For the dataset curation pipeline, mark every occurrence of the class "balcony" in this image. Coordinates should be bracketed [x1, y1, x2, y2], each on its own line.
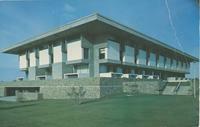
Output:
[122, 74, 137, 79]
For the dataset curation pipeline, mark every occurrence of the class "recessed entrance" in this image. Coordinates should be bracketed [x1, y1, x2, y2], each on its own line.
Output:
[4, 87, 40, 96]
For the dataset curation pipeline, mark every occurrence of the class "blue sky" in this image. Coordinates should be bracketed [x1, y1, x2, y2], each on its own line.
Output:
[0, 0, 199, 81]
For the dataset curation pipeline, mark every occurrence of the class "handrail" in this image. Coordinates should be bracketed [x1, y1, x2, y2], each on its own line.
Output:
[174, 82, 181, 92]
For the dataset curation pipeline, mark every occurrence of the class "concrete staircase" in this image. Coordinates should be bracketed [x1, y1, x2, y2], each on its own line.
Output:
[162, 81, 192, 95]
[176, 85, 192, 95]
[162, 85, 176, 95]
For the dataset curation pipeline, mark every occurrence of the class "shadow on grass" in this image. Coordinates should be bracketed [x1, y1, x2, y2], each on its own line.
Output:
[0, 102, 38, 110]
[79, 93, 127, 105]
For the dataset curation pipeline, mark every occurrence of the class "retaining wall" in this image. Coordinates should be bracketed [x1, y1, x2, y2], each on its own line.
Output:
[123, 80, 161, 95]
[16, 91, 43, 101]
[0, 87, 4, 96]
[0, 78, 161, 99]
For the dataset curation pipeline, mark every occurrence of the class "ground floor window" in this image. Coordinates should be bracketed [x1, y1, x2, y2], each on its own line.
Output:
[75, 64, 89, 74]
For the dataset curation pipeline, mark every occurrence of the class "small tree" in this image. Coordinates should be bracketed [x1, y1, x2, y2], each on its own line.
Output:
[67, 85, 86, 104]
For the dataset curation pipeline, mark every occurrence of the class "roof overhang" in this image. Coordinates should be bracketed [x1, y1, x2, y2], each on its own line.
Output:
[1, 13, 199, 62]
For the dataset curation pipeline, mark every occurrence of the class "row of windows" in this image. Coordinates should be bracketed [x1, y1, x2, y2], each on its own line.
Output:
[98, 47, 189, 68]
[19, 47, 89, 68]
[19, 40, 190, 72]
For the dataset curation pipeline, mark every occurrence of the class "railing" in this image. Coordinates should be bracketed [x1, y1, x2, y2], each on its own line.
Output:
[167, 77, 190, 82]
[99, 72, 123, 78]
[122, 74, 137, 79]
[174, 82, 181, 93]
[116, 73, 160, 80]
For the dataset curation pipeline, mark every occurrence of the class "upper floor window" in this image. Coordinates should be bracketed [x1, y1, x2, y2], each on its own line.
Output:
[83, 48, 89, 59]
[99, 48, 106, 59]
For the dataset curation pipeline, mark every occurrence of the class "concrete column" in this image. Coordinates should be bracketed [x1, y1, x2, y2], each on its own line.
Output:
[135, 46, 138, 64]
[93, 43, 107, 77]
[93, 45, 100, 77]
[28, 67, 37, 80]
[164, 56, 166, 68]
[52, 62, 64, 79]
[25, 71, 28, 79]
[27, 48, 39, 80]
[52, 41, 73, 79]
[146, 48, 150, 65]
[170, 58, 172, 68]
[156, 51, 159, 67]
[89, 45, 94, 77]
[82, 36, 94, 77]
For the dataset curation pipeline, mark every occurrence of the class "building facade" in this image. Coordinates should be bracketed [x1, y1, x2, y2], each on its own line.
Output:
[2, 13, 198, 80]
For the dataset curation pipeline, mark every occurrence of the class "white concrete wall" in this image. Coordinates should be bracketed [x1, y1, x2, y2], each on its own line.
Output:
[19, 54, 28, 69]
[149, 52, 156, 66]
[165, 57, 171, 69]
[30, 52, 36, 67]
[107, 40, 120, 61]
[53, 45, 62, 63]
[123, 45, 134, 63]
[137, 49, 146, 65]
[39, 49, 50, 65]
[157, 55, 164, 68]
[67, 40, 82, 61]
[53, 44, 66, 63]
[104, 48, 108, 59]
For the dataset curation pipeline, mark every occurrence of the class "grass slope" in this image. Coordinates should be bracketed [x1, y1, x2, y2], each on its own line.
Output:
[0, 95, 198, 127]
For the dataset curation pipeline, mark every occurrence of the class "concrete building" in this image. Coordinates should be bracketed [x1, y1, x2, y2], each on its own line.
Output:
[1, 13, 198, 80]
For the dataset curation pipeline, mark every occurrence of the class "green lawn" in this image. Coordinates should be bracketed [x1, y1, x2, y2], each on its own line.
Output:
[0, 95, 198, 127]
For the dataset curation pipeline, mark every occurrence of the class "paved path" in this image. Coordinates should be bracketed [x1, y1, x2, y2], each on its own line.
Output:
[0, 96, 17, 102]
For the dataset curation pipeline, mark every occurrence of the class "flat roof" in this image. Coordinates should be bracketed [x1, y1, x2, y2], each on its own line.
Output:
[1, 13, 198, 62]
